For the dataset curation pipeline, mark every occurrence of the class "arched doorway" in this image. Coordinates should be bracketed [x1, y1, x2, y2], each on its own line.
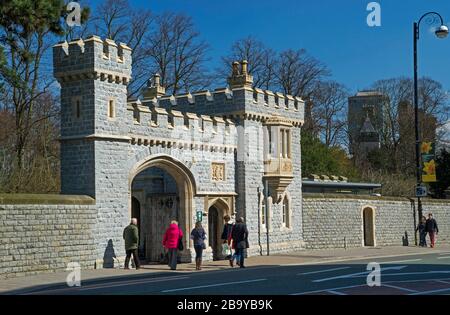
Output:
[131, 197, 143, 258]
[363, 207, 375, 247]
[208, 206, 220, 260]
[207, 198, 231, 260]
[129, 155, 196, 264]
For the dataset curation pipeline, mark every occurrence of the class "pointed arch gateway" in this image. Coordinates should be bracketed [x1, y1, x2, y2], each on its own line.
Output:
[129, 155, 197, 263]
[206, 197, 233, 260]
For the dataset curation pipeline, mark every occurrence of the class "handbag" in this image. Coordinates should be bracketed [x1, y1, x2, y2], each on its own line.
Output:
[222, 243, 231, 256]
[178, 237, 184, 251]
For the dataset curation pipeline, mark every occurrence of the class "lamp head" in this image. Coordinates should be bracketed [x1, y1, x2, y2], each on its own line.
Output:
[435, 24, 449, 39]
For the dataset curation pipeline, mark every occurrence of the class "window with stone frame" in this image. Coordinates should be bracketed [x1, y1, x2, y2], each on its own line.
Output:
[108, 99, 116, 119]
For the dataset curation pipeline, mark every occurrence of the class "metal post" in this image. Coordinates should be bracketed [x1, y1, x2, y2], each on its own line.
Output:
[413, 22, 423, 222]
[264, 178, 270, 256]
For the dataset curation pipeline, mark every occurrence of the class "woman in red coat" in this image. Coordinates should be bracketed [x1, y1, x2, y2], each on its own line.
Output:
[163, 220, 183, 270]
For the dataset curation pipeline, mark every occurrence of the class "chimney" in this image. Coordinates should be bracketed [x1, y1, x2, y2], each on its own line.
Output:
[143, 73, 166, 99]
[227, 60, 253, 89]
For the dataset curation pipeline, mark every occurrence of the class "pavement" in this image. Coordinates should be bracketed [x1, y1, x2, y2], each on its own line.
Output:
[1, 245, 450, 295]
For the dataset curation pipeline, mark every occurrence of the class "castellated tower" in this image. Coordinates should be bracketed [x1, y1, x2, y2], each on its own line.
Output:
[53, 36, 132, 197]
[54, 36, 133, 264]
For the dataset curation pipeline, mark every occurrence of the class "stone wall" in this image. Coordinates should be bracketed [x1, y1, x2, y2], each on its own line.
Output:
[0, 195, 96, 279]
[303, 194, 450, 249]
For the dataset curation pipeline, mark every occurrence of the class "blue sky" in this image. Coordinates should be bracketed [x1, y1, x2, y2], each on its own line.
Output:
[87, 0, 450, 94]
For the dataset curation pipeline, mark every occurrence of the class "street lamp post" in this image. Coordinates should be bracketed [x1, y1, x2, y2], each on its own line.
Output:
[413, 12, 448, 225]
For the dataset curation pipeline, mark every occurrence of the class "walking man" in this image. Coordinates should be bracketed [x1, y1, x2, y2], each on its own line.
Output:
[123, 218, 141, 270]
[231, 217, 249, 268]
[426, 213, 439, 248]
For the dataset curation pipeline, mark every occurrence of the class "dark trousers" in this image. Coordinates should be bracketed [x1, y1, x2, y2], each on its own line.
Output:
[235, 248, 245, 267]
[419, 231, 427, 247]
[194, 245, 204, 260]
[125, 249, 140, 269]
[168, 248, 178, 270]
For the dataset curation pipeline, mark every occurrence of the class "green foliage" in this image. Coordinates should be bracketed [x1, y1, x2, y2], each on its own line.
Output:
[429, 148, 450, 198]
[301, 130, 359, 180]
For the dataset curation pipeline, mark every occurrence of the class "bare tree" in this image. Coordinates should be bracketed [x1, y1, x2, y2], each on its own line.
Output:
[276, 49, 330, 99]
[146, 13, 210, 95]
[371, 77, 449, 174]
[310, 81, 349, 147]
[89, 0, 154, 97]
[220, 36, 277, 89]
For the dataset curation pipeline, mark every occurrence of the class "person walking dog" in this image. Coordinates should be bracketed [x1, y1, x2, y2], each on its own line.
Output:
[163, 220, 183, 270]
[123, 218, 141, 270]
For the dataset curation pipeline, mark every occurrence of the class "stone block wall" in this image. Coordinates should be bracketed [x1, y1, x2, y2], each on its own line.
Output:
[0, 195, 96, 279]
[303, 194, 450, 249]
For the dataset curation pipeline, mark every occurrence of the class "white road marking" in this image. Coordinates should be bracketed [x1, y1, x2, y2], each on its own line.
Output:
[281, 250, 449, 267]
[291, 277, 450, 295]
[382, 284, 418, 293]
[410, 287, 450, 295]
[161, 278, 267, 293]
[382, 259, 422, 264]
[298, 267, 351, 276]
[291, 284, 366, 295]
[435, 280, 450, 284]
[337, 270, 450, 279]
[312, 266, 407, 283]
[437, 256, 450, 260]
[24, 275, 190, 295]
[79, 276, 190, 291]
[327, 290, 347, 295]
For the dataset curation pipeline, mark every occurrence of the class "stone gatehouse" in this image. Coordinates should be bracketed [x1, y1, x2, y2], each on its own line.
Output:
[52, 35, 305, 265]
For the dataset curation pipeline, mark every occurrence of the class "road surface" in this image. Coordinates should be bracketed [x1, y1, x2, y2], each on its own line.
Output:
[4, 250, 450, 295]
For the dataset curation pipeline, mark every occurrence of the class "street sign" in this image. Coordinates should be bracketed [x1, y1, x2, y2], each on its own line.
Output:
[416, 185, 427, 197]
[196, 211, 203, 222]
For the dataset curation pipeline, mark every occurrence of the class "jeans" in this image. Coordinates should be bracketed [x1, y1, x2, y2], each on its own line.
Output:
[125, 249, 140, 269]
[419, 231, 427, 247]
[234, 248, 245, 267]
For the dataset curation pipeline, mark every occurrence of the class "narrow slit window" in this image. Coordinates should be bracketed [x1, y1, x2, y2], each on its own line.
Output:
[76, 100, 81, 118]
[108, 100, 115, 119]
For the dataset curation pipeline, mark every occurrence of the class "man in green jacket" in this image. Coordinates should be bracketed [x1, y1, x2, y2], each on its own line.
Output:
[123, 218, 141, 270]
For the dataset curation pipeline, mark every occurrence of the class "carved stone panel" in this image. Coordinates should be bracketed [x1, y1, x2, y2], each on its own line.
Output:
[211, 163, 225, 181]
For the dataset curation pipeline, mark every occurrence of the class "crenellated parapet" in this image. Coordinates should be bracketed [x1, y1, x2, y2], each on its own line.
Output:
[145, 87, 304, 127]
[53, 35, 132, 85]
[127, 100, 237, 152]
